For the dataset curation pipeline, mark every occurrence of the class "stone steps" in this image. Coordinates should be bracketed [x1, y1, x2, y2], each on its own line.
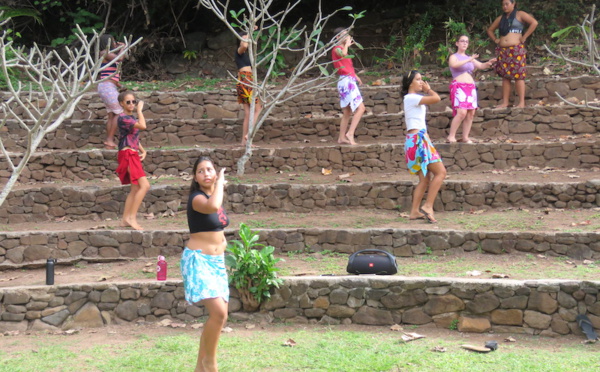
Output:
[2, 104, 598, 152]
[2, 176, 599, 225]
[2, 137, 599, 184]
[2, 206, 599, 267]
[1, 75, 597, 126]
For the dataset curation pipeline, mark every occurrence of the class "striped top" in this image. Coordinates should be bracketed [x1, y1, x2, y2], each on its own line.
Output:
[100, 62, 120, 81]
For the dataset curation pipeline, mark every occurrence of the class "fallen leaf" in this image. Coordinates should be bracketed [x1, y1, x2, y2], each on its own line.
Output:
[191, 323, 204, 329]
[371, 79, 383, 86]
[534, 136, 542, 140]
[64, 329, 79, 335]
[321, 168, 332, 176]
[90, 225, 107, 230]
[469, 209, 485, 215]
[283, 338, 297, 347]
[390, 324, 404, 332]
[583, 260, 594, 265]
[504, 336, 516, 342]
[401, 332, 425, 342]
[245, 324, 256, 329]
[568, 175, 580, 179]
[222, 327, 233, 333]
[97, 276, 113, 282]
[431, 346, 447, 352]
[537, 254, 547, 259]
[492, 273, 509, 279]
[466, 270, 482, 277]
[169, 323, 186, 328]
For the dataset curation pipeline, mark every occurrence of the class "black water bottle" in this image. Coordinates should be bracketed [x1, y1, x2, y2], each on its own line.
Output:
[46, 258, 56, 285]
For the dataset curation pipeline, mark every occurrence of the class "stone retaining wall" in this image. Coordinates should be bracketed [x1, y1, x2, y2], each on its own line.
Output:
[1, 228, 598, 266]
[1, 277, 599, 338]
[1, 180, 599, 224]
[1, 76, 597, 126]
[2, 105, 599, 152]
[2, 139, 599, 185]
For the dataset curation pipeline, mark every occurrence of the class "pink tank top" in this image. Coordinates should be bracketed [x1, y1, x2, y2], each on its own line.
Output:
[449, 53, 474, 79]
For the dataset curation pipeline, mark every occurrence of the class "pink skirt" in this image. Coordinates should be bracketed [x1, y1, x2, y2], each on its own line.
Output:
[449, 81, 477, 117]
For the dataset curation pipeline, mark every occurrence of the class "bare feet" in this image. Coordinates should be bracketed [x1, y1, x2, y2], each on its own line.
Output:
[121, 219, 144, 231]
[446, 137, 457, 143]
[337, 138, 351, 144]
[409, 212, 425, 220]
[345, 133, 356, 145]
[103, 141, 117, 149]
[495, 103, 509, 109]
[458, 138, 474, 144]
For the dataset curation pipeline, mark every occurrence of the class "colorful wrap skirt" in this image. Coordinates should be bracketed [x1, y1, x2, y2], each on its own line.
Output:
[97, 81, 123, 114]
[449, 81, 478, 116]
[337, 75, 363, 112]
[405, 129, 442, 176]
[236, 70, 256, 104]
[116, 149, 145, 185]
[181, 248, 230, 304]
[495, 43, 527, 80]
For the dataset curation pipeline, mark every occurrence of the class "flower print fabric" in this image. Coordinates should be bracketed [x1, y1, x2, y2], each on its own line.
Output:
[449, 81, 478, 116]
[494, 43, 527, 80]
[337, 75, 363, 112]
[181, 248, 230, 304]
[405, 129, 442, 176]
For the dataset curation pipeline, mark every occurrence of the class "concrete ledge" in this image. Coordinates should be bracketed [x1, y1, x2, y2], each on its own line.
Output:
[1, 276, 598, 337]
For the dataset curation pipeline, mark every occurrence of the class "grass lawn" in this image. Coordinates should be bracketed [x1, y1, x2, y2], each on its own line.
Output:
[1, 324, 598, 372]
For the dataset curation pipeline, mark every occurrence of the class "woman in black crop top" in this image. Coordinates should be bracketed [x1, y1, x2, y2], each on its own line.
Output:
[487, 0, 538, 108]
[235, 26, 262, 146]
[180, 156, 229, 372]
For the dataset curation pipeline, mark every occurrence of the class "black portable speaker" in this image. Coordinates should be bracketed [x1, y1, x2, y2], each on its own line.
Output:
[346, 249, 398, 275]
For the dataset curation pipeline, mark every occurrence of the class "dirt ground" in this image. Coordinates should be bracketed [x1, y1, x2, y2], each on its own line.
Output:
[0, 320, 593, 352]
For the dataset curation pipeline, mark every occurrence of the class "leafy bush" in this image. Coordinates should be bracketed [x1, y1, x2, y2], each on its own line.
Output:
[225, 223, 283, 311]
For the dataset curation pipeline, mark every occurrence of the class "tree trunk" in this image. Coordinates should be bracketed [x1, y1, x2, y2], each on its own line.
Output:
[239, 288, 260, 312]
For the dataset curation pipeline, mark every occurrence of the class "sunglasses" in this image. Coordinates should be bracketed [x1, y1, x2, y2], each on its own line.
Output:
[125, 100, 137, 105]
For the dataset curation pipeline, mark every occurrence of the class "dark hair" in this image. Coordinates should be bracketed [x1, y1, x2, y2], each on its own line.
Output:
[117, 91, 134, 103]
[189, 156, 215, 193]
[401, 70, 419, 96]
[99, 34, 113, 50]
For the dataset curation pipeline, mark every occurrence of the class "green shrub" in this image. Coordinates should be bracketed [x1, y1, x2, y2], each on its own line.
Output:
[226, 223, 283, 311]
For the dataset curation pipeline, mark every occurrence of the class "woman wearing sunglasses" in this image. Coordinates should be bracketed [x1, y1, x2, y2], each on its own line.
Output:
[115, 91, 149, 231]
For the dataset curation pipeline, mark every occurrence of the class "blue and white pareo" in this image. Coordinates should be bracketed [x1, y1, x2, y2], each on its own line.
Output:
[181, 248, 230, 304]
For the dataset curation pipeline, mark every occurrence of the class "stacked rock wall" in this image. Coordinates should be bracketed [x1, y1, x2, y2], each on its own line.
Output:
[1, 277, 599, 338]
[2, 228, 599, 266]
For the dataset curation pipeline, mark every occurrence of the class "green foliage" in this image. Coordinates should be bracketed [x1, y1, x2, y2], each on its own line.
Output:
[50, 8, 103, 47]
[259, 26, 300, 77]
[449, 319, 459, 331]
[182, 50, 198, 61]
[226, 223, 283, 310]
[373, 13, 433, 71]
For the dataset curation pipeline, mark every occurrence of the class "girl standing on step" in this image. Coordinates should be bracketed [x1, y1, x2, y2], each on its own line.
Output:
[97, 34, 126, 149]
[332, 27, 365, 145]
[236, 26, 262, 146]
[447, 35, 497, 143]
[402, 70, 447, 224]
[487, 0, 538, 108]
[181, 156, 230, 372]
[116, 91, 149, 231]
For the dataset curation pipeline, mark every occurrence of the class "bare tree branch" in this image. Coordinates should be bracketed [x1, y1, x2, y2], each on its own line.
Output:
[0, 19, 142, 206]
[198, 0, 363, 174]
